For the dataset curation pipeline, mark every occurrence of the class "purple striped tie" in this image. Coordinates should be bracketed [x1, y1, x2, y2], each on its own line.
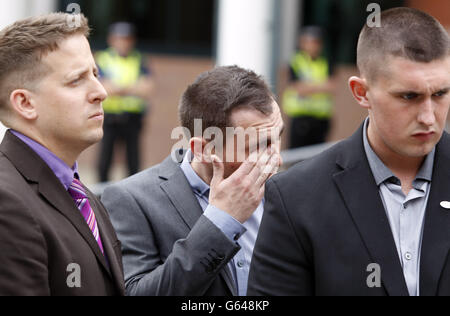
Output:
[68, 178, 104, 255]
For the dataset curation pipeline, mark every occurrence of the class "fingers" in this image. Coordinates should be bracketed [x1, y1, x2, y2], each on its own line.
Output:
[225, 145, 280, 187]
[245, 145, 275, 186]
[259, 183, 266, 199]
[210, 155, 225, 188]
[254, 151, 280, 188]
[232, 150, 260, 177]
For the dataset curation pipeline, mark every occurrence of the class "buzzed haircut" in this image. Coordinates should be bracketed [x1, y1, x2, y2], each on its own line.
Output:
[0, 12, 90, 124]
[179, 65, 274, 136]
[357, 7, 450, 82]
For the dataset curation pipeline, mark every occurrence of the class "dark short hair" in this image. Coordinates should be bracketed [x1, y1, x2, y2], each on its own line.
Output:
[108, 22, 135, 37]
[179, 65, 274, 137]
[300, 26, 324, 40]
[357, 7, 450, 82]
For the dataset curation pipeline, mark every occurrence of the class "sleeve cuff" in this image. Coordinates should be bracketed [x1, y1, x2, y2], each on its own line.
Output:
[204, 205, 247, 242]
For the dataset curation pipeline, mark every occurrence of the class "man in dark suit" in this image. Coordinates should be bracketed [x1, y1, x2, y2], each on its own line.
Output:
[102, 66, 284, 296]
[0, 13, 125, 295]
[248, 7, 450, 296]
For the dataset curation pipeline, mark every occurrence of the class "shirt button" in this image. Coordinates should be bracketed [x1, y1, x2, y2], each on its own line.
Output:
[237, 261, 245, 268]
[405, 252, 413, 261]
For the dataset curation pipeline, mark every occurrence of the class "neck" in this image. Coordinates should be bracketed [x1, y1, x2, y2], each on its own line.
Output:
[191, 160, 213, 185]
[50, 147, 79, 168]
[16, 128, 79, 167]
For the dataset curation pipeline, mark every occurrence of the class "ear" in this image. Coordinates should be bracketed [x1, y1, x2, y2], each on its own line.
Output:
[190, 137, 207, 163]
[348, 76, 370, 109]
[9, 89, 38, 121]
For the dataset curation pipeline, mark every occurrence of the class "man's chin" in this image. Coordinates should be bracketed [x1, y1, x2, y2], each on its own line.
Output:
[402, 143, 437, 158]
[84, 130, 104, 147]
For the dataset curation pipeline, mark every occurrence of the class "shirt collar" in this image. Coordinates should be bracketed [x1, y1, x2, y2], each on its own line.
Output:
[362, 118, 435, 186]
[180, 150, 210, 197]
[10, 130, 79, 190]
[415, 148, 435, 182]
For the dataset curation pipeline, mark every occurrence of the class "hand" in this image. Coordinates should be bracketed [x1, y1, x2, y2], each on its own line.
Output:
[209, 146, 280, 223]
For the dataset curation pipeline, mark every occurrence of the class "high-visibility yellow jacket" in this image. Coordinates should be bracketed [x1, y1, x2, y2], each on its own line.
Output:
[96, 49, 147, 114]
[283, 51, 332, 119]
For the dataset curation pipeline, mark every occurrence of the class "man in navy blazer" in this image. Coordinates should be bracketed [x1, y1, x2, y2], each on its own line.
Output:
[248, 7, 450, 296]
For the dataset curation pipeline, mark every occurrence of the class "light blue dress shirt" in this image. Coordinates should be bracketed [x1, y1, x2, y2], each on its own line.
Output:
[180, 151, 264, 296]
[362, 118, 434, 296]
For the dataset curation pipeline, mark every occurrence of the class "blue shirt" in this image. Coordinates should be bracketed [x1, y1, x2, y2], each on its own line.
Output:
[10, 130, 79, 188]
[180, 151, 264, 296]
[362, 118, 434, 296]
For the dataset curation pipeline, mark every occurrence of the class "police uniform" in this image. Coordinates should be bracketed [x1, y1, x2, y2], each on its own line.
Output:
[283, 51, 332, 149]
[96, 48, 150, 182]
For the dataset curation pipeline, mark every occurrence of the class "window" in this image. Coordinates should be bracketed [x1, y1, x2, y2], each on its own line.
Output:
[59, 0, 216, 56]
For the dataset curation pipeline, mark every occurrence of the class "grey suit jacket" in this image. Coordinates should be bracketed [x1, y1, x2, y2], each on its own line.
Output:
[101, 152, 240, 296]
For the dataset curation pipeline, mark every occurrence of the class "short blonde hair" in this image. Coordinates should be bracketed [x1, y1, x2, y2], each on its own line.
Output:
[0, 12, 90, 123]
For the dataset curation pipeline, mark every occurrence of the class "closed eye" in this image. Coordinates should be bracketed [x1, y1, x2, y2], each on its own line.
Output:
[70, 77, 82, 85]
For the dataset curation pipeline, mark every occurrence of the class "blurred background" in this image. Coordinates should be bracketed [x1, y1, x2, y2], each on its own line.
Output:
[0, 0, 449, 188]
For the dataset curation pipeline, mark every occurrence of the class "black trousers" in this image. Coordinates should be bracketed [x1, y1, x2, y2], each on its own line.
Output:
[289, 116, 330, 149]
[98, 113, 143, 182]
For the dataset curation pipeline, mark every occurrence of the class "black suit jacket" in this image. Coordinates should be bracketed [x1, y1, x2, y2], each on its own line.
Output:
[0, 131, 125, 296]
[248, 124, 450, 296]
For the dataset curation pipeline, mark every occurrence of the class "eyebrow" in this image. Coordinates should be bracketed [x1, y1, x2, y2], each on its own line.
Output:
[64, 66, 99, 81]
[391, 87, 450, 96]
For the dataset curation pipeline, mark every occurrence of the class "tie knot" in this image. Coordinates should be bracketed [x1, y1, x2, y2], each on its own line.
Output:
[68, 178, 87, 200]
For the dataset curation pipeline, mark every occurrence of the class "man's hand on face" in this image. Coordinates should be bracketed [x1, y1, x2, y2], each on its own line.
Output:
[209, 145, 279, 224]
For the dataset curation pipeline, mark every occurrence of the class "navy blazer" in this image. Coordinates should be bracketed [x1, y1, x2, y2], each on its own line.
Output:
[248, 123, 450, 296]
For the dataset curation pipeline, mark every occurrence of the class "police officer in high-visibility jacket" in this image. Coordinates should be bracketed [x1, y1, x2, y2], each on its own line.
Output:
[96, 22, 154, 182]
[283, 26, 335, 149]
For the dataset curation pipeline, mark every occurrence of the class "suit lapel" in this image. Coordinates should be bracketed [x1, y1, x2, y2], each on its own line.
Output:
[420, 134, 450, 296]
[158, 154, 238, 295]
[159, 157, 204, 230]
[88, 192, 125, 294]
[1, 132, 111, 278]
[37, 161, 111, 275]
[332, 126, 409, 296]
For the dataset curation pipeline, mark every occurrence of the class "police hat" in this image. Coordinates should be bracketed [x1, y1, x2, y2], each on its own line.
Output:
[108, 22, 136, 37]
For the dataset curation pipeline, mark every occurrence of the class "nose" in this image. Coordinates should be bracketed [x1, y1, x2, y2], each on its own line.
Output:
[417, 98, 436, 127]
[89, 76, 108, 104]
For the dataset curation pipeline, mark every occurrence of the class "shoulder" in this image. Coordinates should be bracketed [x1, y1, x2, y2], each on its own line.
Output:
[0, 154, 44, 235]
[435, 131, 450, 162]
[104, 163, 163, 197]
[439, 131, 450, 145]
[103, 155, 181, 200]
[273, 140, 345, 189]
[0, 152, 29, 194]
